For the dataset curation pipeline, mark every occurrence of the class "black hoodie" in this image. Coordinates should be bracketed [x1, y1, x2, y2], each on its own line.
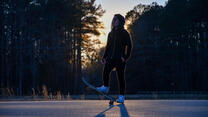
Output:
[102, 27, 132, 61]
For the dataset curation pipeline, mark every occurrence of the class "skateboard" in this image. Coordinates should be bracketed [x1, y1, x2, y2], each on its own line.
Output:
[82, 77, 120, 105]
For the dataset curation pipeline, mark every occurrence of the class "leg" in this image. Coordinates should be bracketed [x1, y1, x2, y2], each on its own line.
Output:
[116, 61, 126, 95]
[102, 60, 115, 87]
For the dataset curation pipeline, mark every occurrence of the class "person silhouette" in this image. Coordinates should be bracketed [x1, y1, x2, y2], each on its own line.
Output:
[96, 14, 133, 103]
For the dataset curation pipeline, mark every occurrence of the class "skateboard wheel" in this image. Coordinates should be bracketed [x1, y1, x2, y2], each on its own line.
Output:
[109, 100, 114, 105]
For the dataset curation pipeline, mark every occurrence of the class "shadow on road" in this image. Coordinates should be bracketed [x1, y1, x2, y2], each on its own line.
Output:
[117, 104, 130, 117]
[94, 103, 130, 117]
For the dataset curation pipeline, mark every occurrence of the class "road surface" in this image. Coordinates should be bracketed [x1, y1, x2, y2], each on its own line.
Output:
[0, 100, 208, 117]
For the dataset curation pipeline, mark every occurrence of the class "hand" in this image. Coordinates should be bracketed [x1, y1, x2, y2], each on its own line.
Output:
[101, 58, 106, 64]
[121, 57, 125, 63]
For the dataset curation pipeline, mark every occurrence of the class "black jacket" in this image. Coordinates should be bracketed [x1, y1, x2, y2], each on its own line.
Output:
[103, 27, 132, 61]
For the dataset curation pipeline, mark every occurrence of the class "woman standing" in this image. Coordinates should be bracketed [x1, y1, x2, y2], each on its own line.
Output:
[96, 14, 133, 103]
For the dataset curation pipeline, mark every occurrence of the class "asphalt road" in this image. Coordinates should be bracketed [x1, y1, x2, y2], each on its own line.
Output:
[0, 100, 208, 117]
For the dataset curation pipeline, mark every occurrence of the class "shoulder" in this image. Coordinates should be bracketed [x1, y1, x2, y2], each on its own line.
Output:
[108, 31, 112, 35]
[108, 31, 114, 38]
[121, 29, 130, 35]
[121, 29, 130, 38]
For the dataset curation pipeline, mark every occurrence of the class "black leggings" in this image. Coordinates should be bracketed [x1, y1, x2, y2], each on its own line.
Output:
[102, 59, 126, 95]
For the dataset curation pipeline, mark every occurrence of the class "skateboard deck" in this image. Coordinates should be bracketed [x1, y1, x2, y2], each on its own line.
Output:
[81, 77, 118, 105]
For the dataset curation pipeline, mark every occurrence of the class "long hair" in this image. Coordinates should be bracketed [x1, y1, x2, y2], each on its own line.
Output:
[111, 14, 125, 30]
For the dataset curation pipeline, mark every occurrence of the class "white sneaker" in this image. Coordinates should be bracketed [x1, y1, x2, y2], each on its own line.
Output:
[96, 85, 109, 94]
[117, 95, 125, 103]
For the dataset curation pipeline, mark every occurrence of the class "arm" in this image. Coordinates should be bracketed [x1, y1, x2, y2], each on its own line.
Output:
[123, 30, 132, 61]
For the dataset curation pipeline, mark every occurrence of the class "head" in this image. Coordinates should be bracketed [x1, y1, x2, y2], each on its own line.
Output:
[111, 14, 125, 30]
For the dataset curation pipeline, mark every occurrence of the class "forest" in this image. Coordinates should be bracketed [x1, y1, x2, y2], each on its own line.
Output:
[0, 0, 104, 96]
[124, 0, 208, 93]
[1, 0, 208, 96]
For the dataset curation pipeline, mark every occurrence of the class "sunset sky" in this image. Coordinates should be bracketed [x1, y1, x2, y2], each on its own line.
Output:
[95, 0, 168, 44]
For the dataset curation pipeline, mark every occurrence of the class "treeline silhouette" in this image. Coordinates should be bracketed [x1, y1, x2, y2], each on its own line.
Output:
[0, 0, 104, 96]
[1, 0, 208, 96]
[124, 0, 208, 93]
